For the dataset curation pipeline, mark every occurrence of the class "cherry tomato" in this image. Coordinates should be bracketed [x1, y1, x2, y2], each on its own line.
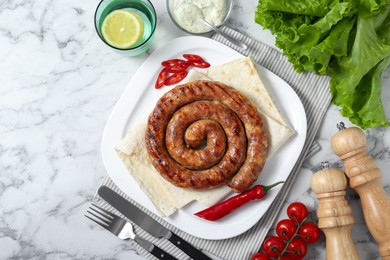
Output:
[187, 59, 210, 68]
[286, 238, 307, 259]
[164, 70, 188, 86]
[155, 68, 169, 89]
[251, 252, 271, 260]
[279, 254, 293, 260]
[161, 59, 189, 73]
[298, 222, 321, 244]
[263, 236, 285, 258]
[183, 53, 205, 61]
[276, 219, 297, 241]
[287, 202, 308, 223]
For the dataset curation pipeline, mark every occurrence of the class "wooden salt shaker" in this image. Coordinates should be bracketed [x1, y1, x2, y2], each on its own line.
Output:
[331, 122, 390, 259]
[311, 163, 360, 260]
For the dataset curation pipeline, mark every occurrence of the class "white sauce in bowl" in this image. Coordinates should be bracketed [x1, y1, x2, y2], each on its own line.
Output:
[172, 0, 227, 33]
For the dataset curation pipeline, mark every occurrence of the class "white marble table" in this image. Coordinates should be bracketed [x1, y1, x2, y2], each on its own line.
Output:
[1, 0, 389, 259]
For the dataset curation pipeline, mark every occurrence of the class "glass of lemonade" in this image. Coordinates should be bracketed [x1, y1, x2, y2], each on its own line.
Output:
[94, 0, 157, 56]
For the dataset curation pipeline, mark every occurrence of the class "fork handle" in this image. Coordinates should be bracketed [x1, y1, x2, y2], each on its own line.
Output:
[149, 245, 178, 260]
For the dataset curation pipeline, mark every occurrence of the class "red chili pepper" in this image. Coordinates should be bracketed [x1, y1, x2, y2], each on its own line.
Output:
[161, 59, 188, 68]
[161, 59, 190, 73]
[183, 54, 204, 61]
[187, 59, 210, 68]
[164, 70, 189, 86]
[165, 63, 189, 73]
[155, 68, 169, 89]
[155, 54, 210, 89]
[194, 181, 284, 221]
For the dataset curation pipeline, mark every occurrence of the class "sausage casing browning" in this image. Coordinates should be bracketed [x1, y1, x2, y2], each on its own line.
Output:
[145, 80, 268, 193]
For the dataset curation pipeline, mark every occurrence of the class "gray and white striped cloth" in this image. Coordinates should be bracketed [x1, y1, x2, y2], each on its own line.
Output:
[95, 27, 331, 260]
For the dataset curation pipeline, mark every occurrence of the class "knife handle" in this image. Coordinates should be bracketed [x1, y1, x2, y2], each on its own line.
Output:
[168, 232, 212, 260]
[135, 235, 178, 260]
[150, 245, 178, 260]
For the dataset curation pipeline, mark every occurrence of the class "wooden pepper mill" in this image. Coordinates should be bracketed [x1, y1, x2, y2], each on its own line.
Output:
[331, 122, 390, 259]
[311, 163, 360, 260]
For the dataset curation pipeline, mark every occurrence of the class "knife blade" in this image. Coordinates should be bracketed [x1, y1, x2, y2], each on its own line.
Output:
[98, 186, 212, 260]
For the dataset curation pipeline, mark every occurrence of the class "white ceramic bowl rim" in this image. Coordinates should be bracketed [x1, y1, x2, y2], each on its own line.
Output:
[166, 0, 233, 35]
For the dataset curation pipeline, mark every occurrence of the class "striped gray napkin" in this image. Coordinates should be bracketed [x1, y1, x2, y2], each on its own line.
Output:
[95, 27, 330, 260]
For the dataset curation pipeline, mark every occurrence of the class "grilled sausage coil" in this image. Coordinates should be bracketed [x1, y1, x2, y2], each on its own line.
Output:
[145, 80, 268, 193]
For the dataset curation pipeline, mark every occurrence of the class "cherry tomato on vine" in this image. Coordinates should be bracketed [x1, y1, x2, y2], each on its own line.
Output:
[183, 53, 204, 61]
[287, 202, 308, 223]
[164, 70, 188, 85]
[155, 68, 169, 89]
[298, 222, 321, 244]
[286, 238, 307, 259]
[251, 252, 271, 260]
[276, 219, 298, 241]
[279, 254, 294, 260]
[263, 236, 285, 258]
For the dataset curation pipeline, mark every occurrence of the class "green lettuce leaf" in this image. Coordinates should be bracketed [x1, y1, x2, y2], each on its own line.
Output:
[256, 1, 358, 74]
[351, 57, 390, 128]
[330, 10, 390, 128]
[263, 0, 338, 16]
[255, 0, 390, 128]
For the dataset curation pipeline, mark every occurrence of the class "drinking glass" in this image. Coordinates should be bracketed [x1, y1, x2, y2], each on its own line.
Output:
[94, 0, 157, 56]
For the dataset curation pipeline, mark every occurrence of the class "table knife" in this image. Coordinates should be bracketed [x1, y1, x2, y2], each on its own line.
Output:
[132, 228, 178, 260]
[98, 186, 212, 260]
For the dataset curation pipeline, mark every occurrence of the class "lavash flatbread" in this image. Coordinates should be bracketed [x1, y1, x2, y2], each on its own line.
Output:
[202, 57, 295, 156]
[115, 122, 230, 216]
[115, 57, 295, 216]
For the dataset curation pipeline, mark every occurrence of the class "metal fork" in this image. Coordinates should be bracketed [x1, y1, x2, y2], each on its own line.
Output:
[86, 203, 178, 260]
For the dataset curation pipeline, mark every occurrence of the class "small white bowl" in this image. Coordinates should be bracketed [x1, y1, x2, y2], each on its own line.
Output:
[166, 0, 233, 36]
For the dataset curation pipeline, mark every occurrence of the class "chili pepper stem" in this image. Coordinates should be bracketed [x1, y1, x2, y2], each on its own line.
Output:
[263, 181, 285, 194]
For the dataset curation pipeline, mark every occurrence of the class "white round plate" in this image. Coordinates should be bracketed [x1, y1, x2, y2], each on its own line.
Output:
[101, 36, 307, 240]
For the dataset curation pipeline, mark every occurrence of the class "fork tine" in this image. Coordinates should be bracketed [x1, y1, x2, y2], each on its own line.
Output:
[91, 203, 117, 219]
[87, 208, 112, 226]
[85, 214, 109, 229]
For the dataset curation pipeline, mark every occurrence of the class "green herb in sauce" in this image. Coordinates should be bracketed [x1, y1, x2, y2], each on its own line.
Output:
[172, 0, 227, 33]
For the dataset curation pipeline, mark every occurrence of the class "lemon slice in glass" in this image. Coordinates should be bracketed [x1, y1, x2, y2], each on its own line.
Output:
[102, 10, 145, 49]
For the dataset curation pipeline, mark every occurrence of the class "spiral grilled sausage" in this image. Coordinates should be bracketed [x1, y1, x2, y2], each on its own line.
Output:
[145, 80, 268, 193]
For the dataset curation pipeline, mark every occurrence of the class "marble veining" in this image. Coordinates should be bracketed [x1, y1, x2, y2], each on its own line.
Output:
[1, 0, 389, 259]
